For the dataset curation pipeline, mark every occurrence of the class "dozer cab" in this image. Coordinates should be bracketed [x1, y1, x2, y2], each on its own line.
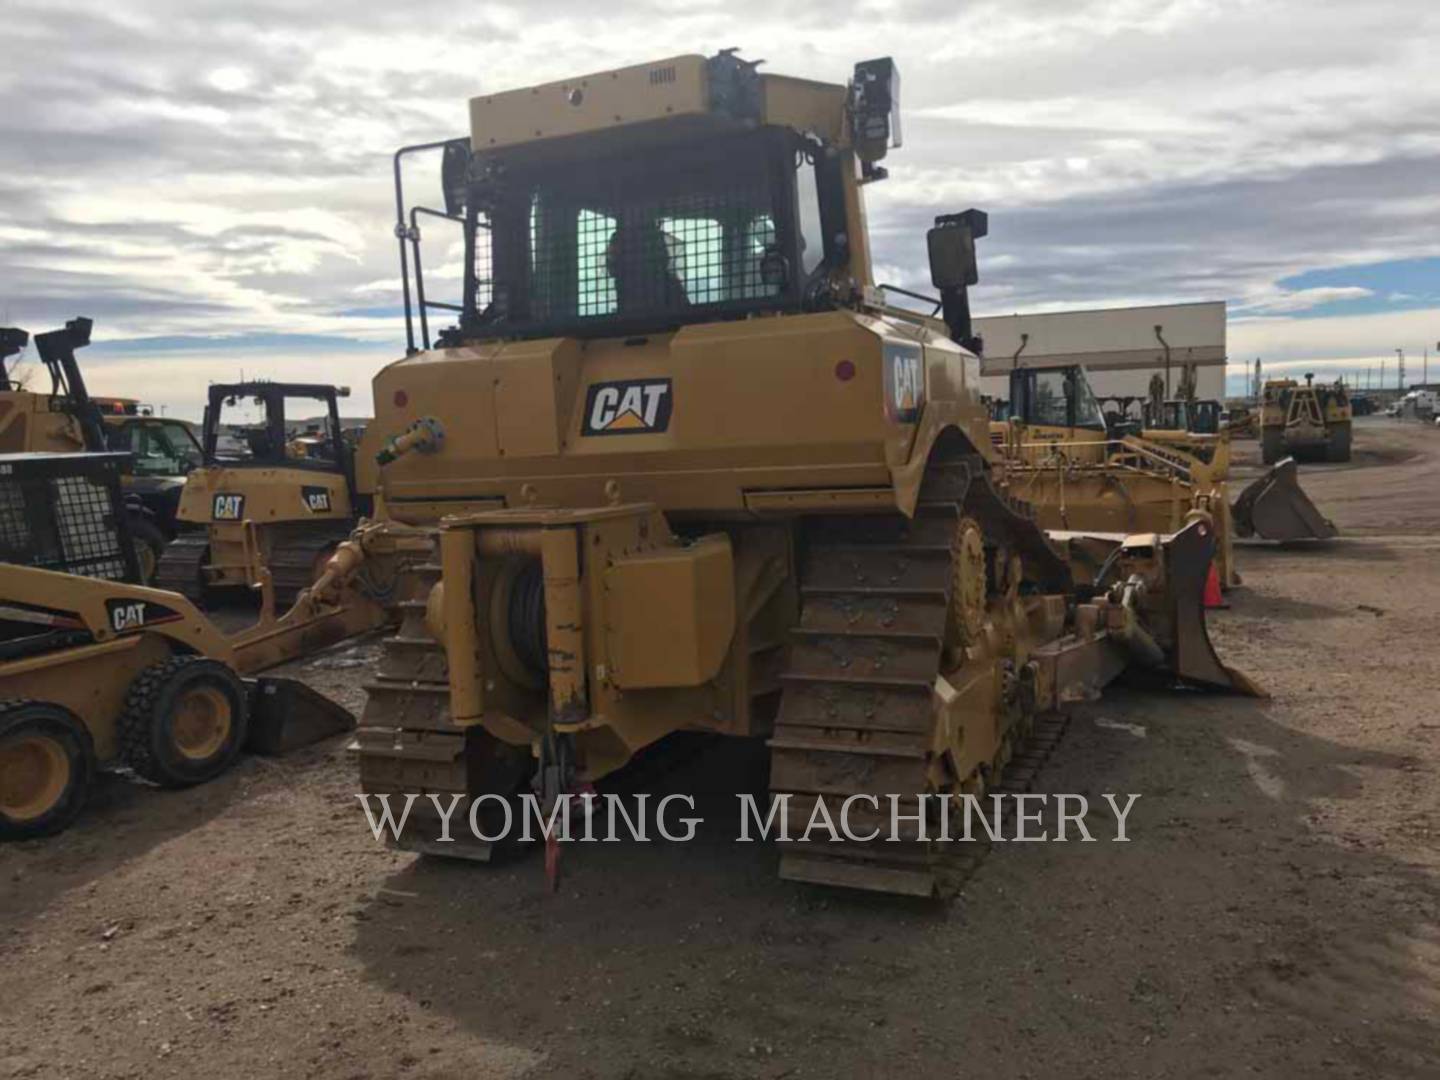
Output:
[1260, 374, 1351, 463]
[0, 317, 186, 579]
[349, 51, 1259, 898]
[1137, 398, 1227, 466]
[1147, 397, 1222, 435]
[157, 381, 361, 607]
[0, 450, 416, 840]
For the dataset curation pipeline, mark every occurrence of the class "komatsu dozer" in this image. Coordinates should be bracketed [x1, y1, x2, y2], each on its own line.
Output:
[1260, 374, 1352, 463]
[156, 381, 363, 608]
[989, 363, 1241, 584]
[0, 450, 425, 839]
[352, 51, 1257, 897]
[992, 363, 1336, 555]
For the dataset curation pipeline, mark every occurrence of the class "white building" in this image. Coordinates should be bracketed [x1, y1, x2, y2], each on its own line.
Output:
[974, 301, 1227, 404]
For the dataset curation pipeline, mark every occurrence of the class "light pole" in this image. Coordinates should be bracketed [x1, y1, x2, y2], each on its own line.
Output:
[1396, 348, 1405, 392]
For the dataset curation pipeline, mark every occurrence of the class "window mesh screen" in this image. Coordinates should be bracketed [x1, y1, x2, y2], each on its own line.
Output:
[0, 460, 133, 581]
[53, 476, 129, 580]
[528, 182, 780, 324]
[471, 132, 788, 334]
[473, 217, 493, 314]
[0, 482, 30, 554]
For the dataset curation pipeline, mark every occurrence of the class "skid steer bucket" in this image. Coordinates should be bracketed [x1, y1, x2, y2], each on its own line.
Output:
[244, 677, 355, 755]
[1231, 458, 1337, 541]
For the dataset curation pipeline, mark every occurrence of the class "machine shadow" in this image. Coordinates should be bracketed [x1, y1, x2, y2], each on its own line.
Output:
[348, 693, 1440, 1079]
[1236, 538, 1400, 564]
[0, 743, 321, 930]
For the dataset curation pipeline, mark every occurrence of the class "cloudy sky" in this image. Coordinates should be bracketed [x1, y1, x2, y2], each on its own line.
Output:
[4, 0, 1439, 415]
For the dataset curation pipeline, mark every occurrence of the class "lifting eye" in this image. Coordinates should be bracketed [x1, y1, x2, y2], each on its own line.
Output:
[567, 88, 584, 106]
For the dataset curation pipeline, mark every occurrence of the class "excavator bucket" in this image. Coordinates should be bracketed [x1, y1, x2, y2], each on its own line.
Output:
[1231, 458, 1337, 541]
[244, 677, 356, 755]
[1159, 521, 1265, 697]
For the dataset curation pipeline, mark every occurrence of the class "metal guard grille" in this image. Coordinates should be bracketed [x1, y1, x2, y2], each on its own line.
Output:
[0, 456, 134, 581]
[472, 131, 788, 335]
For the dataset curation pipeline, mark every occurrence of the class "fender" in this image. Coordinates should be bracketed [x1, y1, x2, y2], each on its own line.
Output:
[888, 401, 996, 518]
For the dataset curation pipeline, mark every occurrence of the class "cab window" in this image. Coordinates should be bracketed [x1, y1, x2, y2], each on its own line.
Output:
[1031, 371, 1070, 427]
[113, 420, 203, 475]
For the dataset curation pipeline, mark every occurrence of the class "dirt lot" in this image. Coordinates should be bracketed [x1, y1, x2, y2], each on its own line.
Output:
[2, 417, 1437, 1079]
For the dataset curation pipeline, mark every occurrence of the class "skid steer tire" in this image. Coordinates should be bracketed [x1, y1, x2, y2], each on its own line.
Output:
[126, 514, 167, 586]
[1260, 429, 1283, 465]
[120, 656, 248, 788]
[0, 700, 95, 840]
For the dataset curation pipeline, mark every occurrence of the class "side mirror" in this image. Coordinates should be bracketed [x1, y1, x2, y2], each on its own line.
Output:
[441, 140, 472, 218]
[927, 209, 988, 290]
[850, 57, 901, 182]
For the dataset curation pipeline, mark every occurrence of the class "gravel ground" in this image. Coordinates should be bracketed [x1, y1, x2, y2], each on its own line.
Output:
[1, 416, 1436, 1080]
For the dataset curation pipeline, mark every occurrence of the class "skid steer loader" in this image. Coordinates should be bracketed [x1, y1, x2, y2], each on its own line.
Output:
[0, 450, 427, 840]
[155, 381, 362, 608]
[342, 51, 1261, 897]
[0, 317, 188, 579]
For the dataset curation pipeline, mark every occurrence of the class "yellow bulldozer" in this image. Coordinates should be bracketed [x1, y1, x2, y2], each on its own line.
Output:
[986, 363, 1336, 582]
[155, 381, 363, 608]
[1260, 374, 1352, 463]
[0, 449, 428, 839]
[986, 363, 1240, 583]
[340, 51, 1259, 897]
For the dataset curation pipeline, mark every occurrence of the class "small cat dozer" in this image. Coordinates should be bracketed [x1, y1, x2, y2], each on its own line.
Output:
[0, 452, 410, 840]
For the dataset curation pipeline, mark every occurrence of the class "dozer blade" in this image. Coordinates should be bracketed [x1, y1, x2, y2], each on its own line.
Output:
[244, 677, 356, 755]
[1231, 458, 1337, 541]
[1161, 521, 1265, 697]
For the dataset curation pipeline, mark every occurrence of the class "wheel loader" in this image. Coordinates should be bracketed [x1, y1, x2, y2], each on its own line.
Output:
[330, 51, 1270, 899]
[155, 381, 362, 608]
[0, 450, 427, 840]
[1260, 374, 1351, 463]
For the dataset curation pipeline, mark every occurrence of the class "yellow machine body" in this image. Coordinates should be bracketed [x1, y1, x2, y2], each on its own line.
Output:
[175, 464, 354, 590]
[365, 312, 978, 523]
[0, 391, 87, 453]
[0, 513, 425, 839]
[986, 365, 1239, 587]
[1260, 376, 1352, 463]
[351, 51, 1256, 895]
[157, 382, 360, 606]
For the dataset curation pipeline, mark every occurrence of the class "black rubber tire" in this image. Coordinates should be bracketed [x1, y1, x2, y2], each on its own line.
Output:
[0, 700, 95, 841]
[119, 656, 249, 788]
[126, 514, 167, 586]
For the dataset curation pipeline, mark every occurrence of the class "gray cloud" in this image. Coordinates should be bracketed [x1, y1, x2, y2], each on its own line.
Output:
[1, 0, 1437, 369]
